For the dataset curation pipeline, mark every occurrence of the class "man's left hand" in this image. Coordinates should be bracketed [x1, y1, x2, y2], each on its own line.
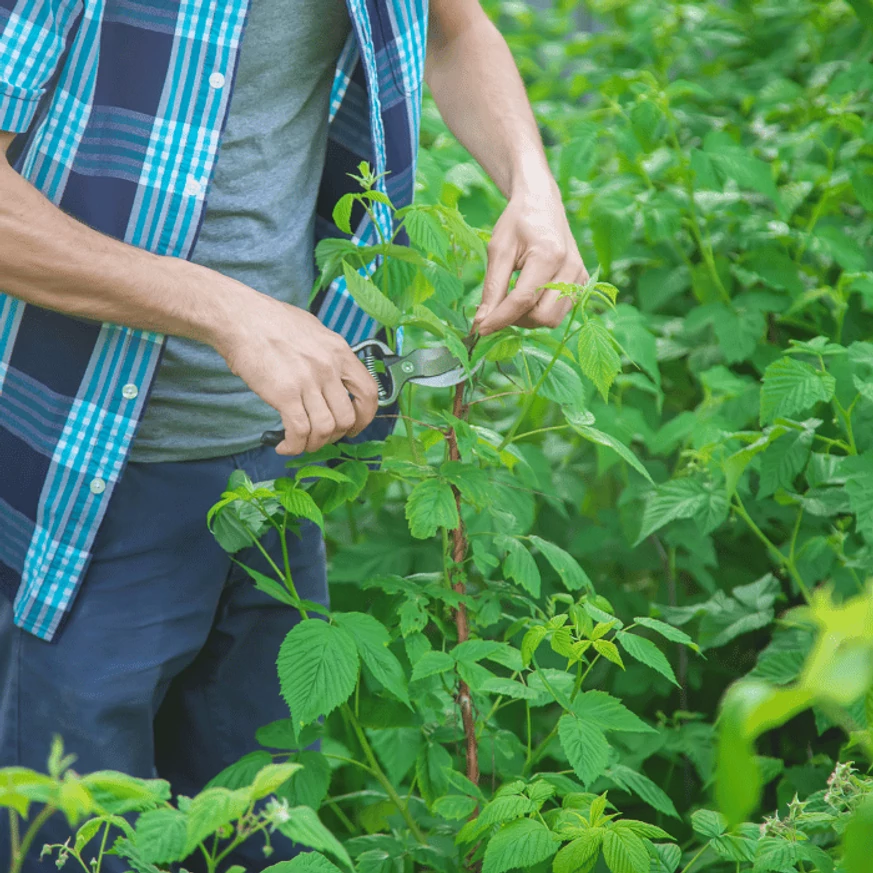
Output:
[472, 179, 590, 336]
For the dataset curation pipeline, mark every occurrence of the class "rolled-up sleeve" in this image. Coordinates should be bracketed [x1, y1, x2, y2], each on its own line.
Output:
[0, 0, 79, 131]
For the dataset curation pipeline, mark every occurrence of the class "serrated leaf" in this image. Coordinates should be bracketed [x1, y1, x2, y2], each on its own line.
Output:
[760, 357, 835, 425]
[332, 193, 356, 235]
[342, 262, 401, 329]
[276, 486, 324, 531]
[433, 794, 478, 820]
[558, 715, 610, 786]
[405, 478, 459, 539]
[522, 626, 548, 667]
[404, 209, 450, 260]
[503, 538, 541, 598]
[277, 620, 359, 725]
[633, 617, 699, 650]
[333, 612, 410, 707]
[606, 764, 679, 818]
[482, 818, 559, 873]
[529, 536, 592, 591]
[601, 827, 650, 873]
[593, 639, 625, 668]
[691, 809, 727, 839]
[183, 788, 250, 857]
[565, 412, 653, 484]
[578, 318, 622, 401]
[263, 853, 345, 873]
[636, 478, 721, 544]
[572, 691, 656, 734]
[411, 650, 455, 681]
[553, 832, 602, 873]
[251, 763, 302, 800]
[617, 633, 679, 686]
[758, 426, 815, 498]
[277, 806, 353, 870]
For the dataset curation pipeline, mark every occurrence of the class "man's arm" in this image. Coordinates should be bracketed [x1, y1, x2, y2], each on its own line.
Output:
[0, 131, 378, 455]
[425, 0, 589, 335]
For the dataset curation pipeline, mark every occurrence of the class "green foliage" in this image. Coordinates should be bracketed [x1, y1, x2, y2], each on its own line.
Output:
[7, 1, 873, 871]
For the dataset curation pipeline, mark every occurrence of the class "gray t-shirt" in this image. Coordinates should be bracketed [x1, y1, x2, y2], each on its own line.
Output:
[130, 0, 351, 462]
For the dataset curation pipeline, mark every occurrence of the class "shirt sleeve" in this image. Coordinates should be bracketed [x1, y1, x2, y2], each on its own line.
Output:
[0, 0, 80, 132]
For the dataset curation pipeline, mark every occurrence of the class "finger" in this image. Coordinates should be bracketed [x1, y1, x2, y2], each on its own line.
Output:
[276, 398, 311, 457]
[323, 379, 358, 442]
[477, 255, 555, 335]
[302, 390, 337, 453]
[339, 352, 379, 435]
[517, 287, 574, 329]
[474, 232, 517, 331]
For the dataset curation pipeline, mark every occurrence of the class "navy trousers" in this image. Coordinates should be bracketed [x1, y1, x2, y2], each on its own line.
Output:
[0, 444, 328, 872]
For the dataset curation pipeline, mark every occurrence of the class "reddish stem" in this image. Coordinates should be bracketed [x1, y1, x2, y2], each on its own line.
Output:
[447, 380, 479, 786]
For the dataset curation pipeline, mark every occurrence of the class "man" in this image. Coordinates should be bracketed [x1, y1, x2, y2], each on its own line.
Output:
[0, 0, 589, 868]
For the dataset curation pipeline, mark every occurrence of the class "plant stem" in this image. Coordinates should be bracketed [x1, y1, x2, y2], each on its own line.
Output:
[11, 806, 55, 873]
[342, 703, 426, 843]
[679, 844, 711, 873]
[446, 379, 480, 787]
[498, 303, 580, 451]
[8, 809, 19, 861]
[731, 495, 811, 602]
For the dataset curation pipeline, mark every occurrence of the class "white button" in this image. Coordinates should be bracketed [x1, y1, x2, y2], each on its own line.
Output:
[184, 177, 202, 196]
[209, 72, 225, 89]
[121, 383, 138, 400]
[90, 478, 106, 495]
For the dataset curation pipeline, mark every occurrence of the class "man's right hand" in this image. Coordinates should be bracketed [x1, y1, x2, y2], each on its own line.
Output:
[2, 132, 378, 456]
[212, 292, 380, 456]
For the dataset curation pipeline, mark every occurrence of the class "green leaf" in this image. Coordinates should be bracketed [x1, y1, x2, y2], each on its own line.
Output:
[250, 763, 302, 801]
[606, 764, 679, 818]
[704, 131, 779, 202]
[263, 853, 345, 873]
[133, 809, 188, 865]
[616, 633, 679, 686]
[529, 536, 593, 591]
[333, 612, 410, 707]
[276, 485, 325, 531]
[183, 788, 250, 856]
[636, 478, 724, 544]
[758, 426, 815, 498]
[578, 318, 622, 401]
[572, 691, 657, 734]
[558, 715, 610, 786]
[277, 806, 353, 870]
[433, 794, 478, 820]
[405, 478, 459, 539]
[277, 619, 359, 726]
[411, 650, 456, 681]
[564, 410, 652, 484]
[503, 538, 542, 598]
[601, 827, 651, 873]
[342, 262, 401, 329]
[521, 626, 548, 667]
[404, 209, 450, 260]
[74, 818, 103, 855]
[207, 750, 275, 789]
[482, 818, 559, 873]
[843, 797, 873, 873]
[760, 357, 836, 425]
[690, 809, 727, 839]
[553, 832, 603, 873]
[332, 193, 356, 235]
[632, 617, 699, 650]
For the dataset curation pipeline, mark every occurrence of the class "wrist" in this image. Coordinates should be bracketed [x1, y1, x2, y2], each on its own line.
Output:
[508, 151, 560, 201]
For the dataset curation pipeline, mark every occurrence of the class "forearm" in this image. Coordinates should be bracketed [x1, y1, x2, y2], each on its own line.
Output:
[0, 141, 249, 355]
[425, 7, 556, 199]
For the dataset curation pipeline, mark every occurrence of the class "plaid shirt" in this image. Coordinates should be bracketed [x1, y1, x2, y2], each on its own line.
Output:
[0, 0, 428, 641]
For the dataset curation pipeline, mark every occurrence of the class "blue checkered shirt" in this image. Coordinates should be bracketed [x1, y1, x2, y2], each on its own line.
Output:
[0, 0, 428, 641]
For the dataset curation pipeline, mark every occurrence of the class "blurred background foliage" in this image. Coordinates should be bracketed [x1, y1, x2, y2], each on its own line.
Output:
[322, 0, 873, 866]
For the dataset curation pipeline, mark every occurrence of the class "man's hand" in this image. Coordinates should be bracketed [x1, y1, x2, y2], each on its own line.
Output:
[473, 178, 589, 337]
[215, 294, 380, 456]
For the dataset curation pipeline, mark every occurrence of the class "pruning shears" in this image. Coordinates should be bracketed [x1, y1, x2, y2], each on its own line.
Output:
[260, 336, 480, 447]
